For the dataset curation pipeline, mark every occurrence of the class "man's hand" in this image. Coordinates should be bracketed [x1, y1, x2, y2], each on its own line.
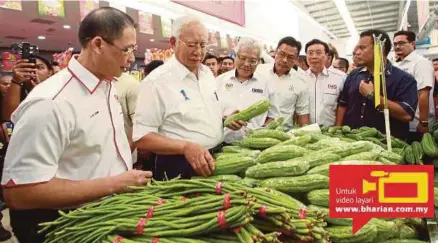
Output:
[12, 59, 37, 85]
[112, 170, 153, 193]
[417, 123, 429, 134]
[224, 110, 247, 131]
[359, 80, 374, 97]
[183, 142, 215, 177]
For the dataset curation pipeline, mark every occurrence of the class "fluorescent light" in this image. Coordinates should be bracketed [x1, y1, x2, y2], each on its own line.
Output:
[399, 0, 412, 30]
[334, 0, 358, 38]
[37, 36, 46, 40]
[150, 39, 155, 42]
[291, 1, 337, 39]
[63, 25, 71, 29]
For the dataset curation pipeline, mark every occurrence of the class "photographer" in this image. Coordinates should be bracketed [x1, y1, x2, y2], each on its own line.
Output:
[1, 56, 53, 122]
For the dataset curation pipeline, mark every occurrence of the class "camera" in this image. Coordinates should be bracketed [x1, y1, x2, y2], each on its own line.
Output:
[11, 42, 39, 64]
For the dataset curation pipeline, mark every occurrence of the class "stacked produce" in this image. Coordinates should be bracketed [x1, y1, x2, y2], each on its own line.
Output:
[210, 123, 429, 242]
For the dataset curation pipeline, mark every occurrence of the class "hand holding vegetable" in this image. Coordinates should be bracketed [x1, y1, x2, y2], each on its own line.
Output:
[183, 142, 215, 177]
[112, 169, 152, 193]
[225, 110, 247, 131]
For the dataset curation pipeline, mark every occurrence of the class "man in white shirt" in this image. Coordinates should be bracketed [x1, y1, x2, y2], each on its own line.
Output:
[304, 39, 346, 126]
[217, 37, 281, 143]
[1, 7, 152, 243]
[256, 36, 309, 129]
[133, 16, 244, 180]
[393, 30, 435, 142]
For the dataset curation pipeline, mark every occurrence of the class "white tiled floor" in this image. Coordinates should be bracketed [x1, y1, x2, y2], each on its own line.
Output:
[0, 209, 18, 243]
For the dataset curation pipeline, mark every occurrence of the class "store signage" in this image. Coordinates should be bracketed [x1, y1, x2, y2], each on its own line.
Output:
[0, 0, 22, 11]
[1, 52, 20, 72]
[329, 165, 434, 234]
[79, 0, 99, 21]
[38, 0, 65, 18]
[139, 11, 154, 35]
[171, 0, 245, 26]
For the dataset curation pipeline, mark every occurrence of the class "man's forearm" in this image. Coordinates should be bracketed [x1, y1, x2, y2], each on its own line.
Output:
[297, 114, 310, 126]
[418, 89, 430, 122]
[3, 177, 120, 210]
[135, 133, 186, 155]
[381, 97, 413, 122]
[1, 84, 21, 121]
[335, 106, 346, 126]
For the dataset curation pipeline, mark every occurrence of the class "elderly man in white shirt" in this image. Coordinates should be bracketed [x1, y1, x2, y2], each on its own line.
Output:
[303, 39, 346, 126]
[256, 36, 310, 129]
[393, 30, 435, 142]
[133, 16, 244, 180]
[1, 7, 152, 243]
[217, 37, 281, 143]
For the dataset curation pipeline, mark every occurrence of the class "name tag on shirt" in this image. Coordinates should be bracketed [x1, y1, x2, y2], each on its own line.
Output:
[252, 88, 264, 94]
[327, 84, 338, 90]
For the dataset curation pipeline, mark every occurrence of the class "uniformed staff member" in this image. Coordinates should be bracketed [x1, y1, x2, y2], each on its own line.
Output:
[256, 36, 310, 129]
[133, 16, 245, 180]
[303, 39, 346, 126]
[2, 7, 152, 243]
[336, 29, 418, 141]
[217, 37, 281, 143]
[393, 30, 435, 142]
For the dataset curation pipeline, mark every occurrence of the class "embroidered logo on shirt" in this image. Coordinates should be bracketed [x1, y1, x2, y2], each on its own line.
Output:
[180, 89, 190, 101]
[114, 94, 120, 103]
[289, 85, 295, 92]
[327, 84, 338, 90]
[252, 88, 264, 94]
[225, 83, 233, 91]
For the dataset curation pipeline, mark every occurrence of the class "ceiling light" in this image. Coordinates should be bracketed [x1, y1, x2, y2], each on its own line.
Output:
[150, 39, 155, 42]
[37, 36, 46, 40]
[334, 0, 358, 38]
[63, 25, 71, 29]
[399, 0, 412, 30]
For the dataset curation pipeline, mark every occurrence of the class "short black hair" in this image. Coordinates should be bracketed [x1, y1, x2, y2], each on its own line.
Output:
[394, 30, 416, 43]
[336, 58, 349, 71]
[222, 56, 234, 63]
[298, 55, 308, 67]
[51, 61, 60, 67]
[305, 39, 330, 54]
[144, 60, 164, 74]
[78, 7, 136, 47]
[433, 58, 438, 62]
[35, 55, 53, 72]
[277, 36, 302, 55]
[360, 29, 392, 56]
[203, 54, 219, 64]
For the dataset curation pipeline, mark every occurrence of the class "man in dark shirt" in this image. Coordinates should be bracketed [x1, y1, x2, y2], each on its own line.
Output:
[335, 29, 418, 141]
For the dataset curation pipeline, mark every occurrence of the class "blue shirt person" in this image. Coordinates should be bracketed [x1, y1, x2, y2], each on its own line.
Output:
[336, 30, 418, 141]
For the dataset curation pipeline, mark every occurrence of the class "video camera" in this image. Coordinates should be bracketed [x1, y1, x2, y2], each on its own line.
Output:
[11, 42, 39, 64]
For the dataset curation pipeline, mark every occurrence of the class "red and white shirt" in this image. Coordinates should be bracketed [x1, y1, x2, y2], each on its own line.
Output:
[1, 56, 131, 186]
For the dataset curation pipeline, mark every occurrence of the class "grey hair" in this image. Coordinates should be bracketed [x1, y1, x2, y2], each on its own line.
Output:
[236, 37, 262, 58]
[171, 15, 203, 38]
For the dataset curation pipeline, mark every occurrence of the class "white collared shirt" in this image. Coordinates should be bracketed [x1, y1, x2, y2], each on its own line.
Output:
[133, 57, 223, 149]
[2, 56, 132, 186]
[216, 69, 280, 143]
[304, 67, 346, 126]
[256, 64, 309, 128]
[393, 50, 435, 131]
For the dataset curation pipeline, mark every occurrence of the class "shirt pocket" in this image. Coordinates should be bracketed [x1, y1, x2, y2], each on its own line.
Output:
[323, 92, 339, 111]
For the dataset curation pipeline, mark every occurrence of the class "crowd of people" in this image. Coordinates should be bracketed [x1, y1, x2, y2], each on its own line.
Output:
[0, 6, 436, 243]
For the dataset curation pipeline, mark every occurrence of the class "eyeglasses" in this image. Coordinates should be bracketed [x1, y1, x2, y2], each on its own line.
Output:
[276, 51, 296, 61]
[306, 50, 325, 57]
[237, 54, 259, 65]
[99, 37, 138, 55]
[178, 39, 209, 51]
[393, 41, 409, 47]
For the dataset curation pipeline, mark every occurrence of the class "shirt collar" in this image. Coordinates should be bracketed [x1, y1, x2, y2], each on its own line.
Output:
[67, 55, 108, 94]
[402, 50, 418, 62]
[272, 65, 291, 77]
[306, 67, 329, 76]
[359, 60, 393, 76]
[169, 56, 204, 82]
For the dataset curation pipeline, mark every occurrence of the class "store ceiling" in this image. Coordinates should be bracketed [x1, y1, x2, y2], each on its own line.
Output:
[295, 0, 438, 39]
[0, 1, 170, 58]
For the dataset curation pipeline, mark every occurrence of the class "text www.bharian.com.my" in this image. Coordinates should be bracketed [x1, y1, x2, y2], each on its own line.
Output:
[335, 206, 429, 214]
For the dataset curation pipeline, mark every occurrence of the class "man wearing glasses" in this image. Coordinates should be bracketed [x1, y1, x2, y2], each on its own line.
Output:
[216, 37, 281, 143]
[255, 36, 310, 129]
[393, 30, 435, 143]
[304, 39, 346, 126]
[133, 16, 245, 180]
[1, 7, 152, 242]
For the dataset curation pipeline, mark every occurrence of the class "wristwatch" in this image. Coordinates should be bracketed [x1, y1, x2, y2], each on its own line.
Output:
[11, 79, 22, 86]
[420, 120, 429, 127]
[366, 91, 374, 101]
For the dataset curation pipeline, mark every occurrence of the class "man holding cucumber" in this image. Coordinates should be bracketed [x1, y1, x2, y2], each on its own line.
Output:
[2, 8, 152, 243]
[133, 16, 245, 181]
